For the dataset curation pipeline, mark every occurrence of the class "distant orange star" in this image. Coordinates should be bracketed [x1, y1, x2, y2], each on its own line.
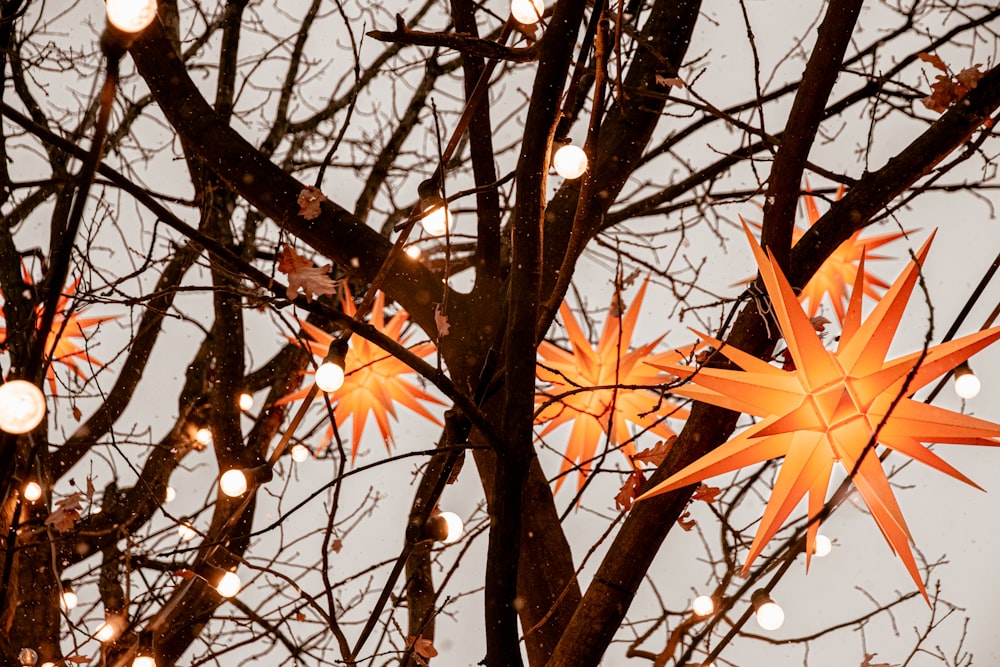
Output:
[0, 277, 114, 394]
[278, 288, 442, 461]
[747, 185, 910, 323]
[536, 279, 689, 492]
[642, 225, 1000, 598]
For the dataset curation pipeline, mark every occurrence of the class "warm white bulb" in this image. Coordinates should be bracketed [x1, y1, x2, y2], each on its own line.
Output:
[177, 522, 196, 541]
[22, 481, 42, 502]
[813, 533, 832, 558]
[755, 601, 784, 630]
[420, 204, 452, 236]
[61, 589, 78, 610]
[40, 663, 55, 667]
[238, 393, 254, 411]
[691, 594, 715, 617]
[290, 444, 311, 462]
[315, 361, 345, 393]
[132, 656, 156, 667]
[219, 469, 249, 497]
[553, 144, 588, 179]
[215, 571, 241, 598]
[164, 486, 176, 503]
[438, 511, 464, 544]
[405, 245, 422, 259]
[195, 427, 212, 445]
[954, 372, 981, 399]
[94, 620, 117, 643]
[511, 0, 544, 24]
[0, 380, 46, 434]
[106, 0, 158, 33]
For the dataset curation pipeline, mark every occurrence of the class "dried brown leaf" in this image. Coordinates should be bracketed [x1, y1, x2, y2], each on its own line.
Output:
[434, 304, 450, 338]
[860, 653, 898, 667]
[633, 437, 675, 467]
[691, 484, 722, 503]
[678, 511, 696, 531]
[297, 185, 328, 220]
[406, 635, 439, 659]
[917, 52, 947, 73]
[615, 469, 646, 511]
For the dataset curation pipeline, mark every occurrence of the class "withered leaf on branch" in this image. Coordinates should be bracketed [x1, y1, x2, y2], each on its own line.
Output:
[633, 437, 676, 467]
[45, 492, 85, 532]
[615, 469, 646, 511]
[297, 185, 328, 220]
[277, 245, 339, 302]
[918, 53, 984, 113]
[691, 484, 722, 503]
[406, 635, 439, 659]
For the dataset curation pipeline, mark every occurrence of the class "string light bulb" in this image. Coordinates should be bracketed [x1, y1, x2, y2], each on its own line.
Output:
[219, 465, 272, 498]
[315, 339, 348, 393]
[422, 510, 464, 544]
[553, 143, 588, 179]
[405, 245, 422, 259]
[238, 392, 254, 411]
[61, 580, 78, 610]
[416, 179, 451, 236]
[290, 444, 311, 462]
[164, 486, 176, 503]
[953, 361, 981, 400]
[18, 648, 37, 666]
[105, 0, 158, 33]
[132, 629, 156, 667]
[177, 521, 197, 541]
[691, 594, 715, 617]
[510, 0, 544, 24]
[751, 590, 784, 630]
[94, 616, 122, 643]
[195, 427, 212, 445]
[813, 533, 833, 558]
[22, 481, 42, 502]
[210, 569, 242, 598]
[0, 380, 46, 434]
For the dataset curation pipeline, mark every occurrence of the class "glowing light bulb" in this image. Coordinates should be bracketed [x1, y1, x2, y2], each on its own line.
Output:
[22, 481, 42, 502]
[238, 393, 254, 411]
[18, 647, 37, 665]
[438, 511, 464, 544]
[219, 469, 249, 497]
[691, 594, 715, 617]
[511, 0, 544, 24]
[61, 582, 78, 610]
[195, 427, 212, 445]
[954, 362, 981, 399]
[177, 522, 197, 541]
[813, 533, 832, 558]
[0, 380, 46, 434]
[315, 360, 345, 393]
[94, 620, 118, 643]
[405, 245, 422, 259]
[214, 571, 241, 598]
[419, 200, 452, 236]
[751, 590, 784, 631]
[553, 143, 588, 179]
[106, 0, 158, 33]
[164, 486, 176, 503]
[132, 657, 156, 667]
[290, 444, 311, 462]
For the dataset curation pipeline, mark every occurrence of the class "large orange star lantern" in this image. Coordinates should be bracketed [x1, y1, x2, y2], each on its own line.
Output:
[0, 277, 115, 394]
[641, 225, 1000, 598]
[278, 287, 442, 461]
[536, 279, 689, 492]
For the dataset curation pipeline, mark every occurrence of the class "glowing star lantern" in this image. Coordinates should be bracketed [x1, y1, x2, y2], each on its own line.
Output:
[277, 288, 442, 461]
[535, 279, 689, 492]
[743, 185, 910, 324]
[553, 143, 588, 179]
[642, 224, 1000, 599]
[106, 0, 158, 33]
[0, 380, 45, 434]
[0, 278, 116, 395]
[511, 0, 544, 24]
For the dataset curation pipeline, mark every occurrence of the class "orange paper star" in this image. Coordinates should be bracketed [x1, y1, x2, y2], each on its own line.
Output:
[536, 279, 689, 492]
[642, 225, 1000, 598]
[278, 287, 442, 461]
[0, 277, 114, 394]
